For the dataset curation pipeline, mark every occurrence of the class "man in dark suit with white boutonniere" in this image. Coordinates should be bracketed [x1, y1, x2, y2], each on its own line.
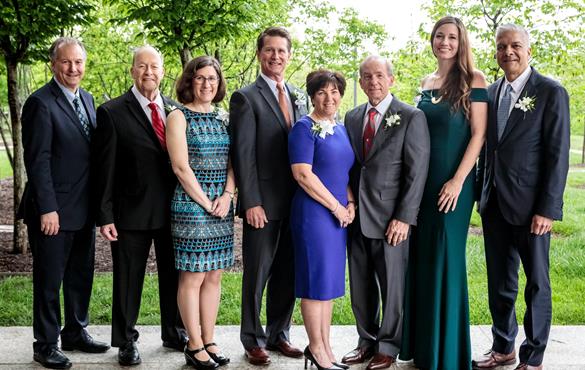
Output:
[229, 26, 309, 366]
[473, 24, 570, 370]
[342, 55, 430, 370]
[92, 45, 186, 367]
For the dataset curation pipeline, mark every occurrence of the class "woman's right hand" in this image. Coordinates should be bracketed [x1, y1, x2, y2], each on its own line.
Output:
[332, 203, 351, 228]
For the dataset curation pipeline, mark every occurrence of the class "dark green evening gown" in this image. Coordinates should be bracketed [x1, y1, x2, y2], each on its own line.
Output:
[400, 88, 488, 370]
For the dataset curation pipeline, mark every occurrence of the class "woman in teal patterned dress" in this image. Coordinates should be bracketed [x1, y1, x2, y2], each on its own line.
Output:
[400, 16, 488, 370]
[167, 56, 234, 369]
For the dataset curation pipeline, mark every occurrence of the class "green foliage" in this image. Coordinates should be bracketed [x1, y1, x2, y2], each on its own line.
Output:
[0, 149, 11, 179]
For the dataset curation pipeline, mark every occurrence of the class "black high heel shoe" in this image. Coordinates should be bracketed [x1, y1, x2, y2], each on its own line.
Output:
[204, 342, 230, 366]
[184, 346, 219, 369]
[303, 346, 343, 370]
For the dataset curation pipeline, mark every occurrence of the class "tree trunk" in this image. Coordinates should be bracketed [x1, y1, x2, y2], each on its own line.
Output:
[6, 59, 28, 254]
[179, 47, 191, 69]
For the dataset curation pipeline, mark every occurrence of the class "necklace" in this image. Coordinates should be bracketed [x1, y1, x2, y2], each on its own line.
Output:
[430, 75, 443, 104]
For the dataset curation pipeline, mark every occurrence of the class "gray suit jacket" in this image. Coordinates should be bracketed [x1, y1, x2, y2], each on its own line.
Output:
[229, 76, 309, 220]
[345, 95, 430, 239]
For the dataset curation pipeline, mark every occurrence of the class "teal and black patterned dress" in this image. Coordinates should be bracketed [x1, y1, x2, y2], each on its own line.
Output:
[171, 107, 234, 272]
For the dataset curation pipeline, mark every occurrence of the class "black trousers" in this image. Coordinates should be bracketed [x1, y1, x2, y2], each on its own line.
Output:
[482, 192, 551, 366]
[240, 218, 296, 350]
[347, 228, 409, 357]
[29, 222, 95, 352]
[110, 226, 184, 347]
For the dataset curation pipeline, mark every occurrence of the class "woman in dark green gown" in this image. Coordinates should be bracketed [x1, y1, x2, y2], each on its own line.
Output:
[400, 16, 488, 370]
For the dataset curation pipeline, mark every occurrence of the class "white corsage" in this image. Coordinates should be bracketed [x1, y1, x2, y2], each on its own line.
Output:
[216, 107, 229, 126]
[384, 113, 401, 129]
[311, 119, 335, 139]
[514, 95, 536, 113]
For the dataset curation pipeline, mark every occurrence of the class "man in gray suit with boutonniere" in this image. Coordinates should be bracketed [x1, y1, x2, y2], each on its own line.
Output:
[342, 55, 430, 370]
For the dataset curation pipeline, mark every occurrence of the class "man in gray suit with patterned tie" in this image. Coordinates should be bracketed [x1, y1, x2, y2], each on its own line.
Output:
[342, 56, 430, 370]
[20, 37, 109, 369]
[474, 24, 570, 370]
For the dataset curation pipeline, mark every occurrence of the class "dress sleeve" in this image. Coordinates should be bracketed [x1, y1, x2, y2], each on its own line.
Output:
[470, 88, 488, 102]
[288, 118, 315, 165]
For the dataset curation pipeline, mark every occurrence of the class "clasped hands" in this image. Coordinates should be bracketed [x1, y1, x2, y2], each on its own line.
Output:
[205, 193, 232, 219]
[385, 219, 409, 246]
[332, 202, 355, 228]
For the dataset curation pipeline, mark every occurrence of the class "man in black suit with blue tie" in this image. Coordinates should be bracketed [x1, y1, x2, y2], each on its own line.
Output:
[20, 37, 109, 369]
[474, 24, 570, 370]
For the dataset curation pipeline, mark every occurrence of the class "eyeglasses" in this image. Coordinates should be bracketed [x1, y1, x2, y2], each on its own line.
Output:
[193, 75, 219, 85]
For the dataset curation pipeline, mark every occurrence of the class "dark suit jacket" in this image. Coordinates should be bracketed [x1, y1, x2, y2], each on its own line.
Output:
[345, 96, 430, 239]
[92, 89, 176, 230]
[478, 67, 570, 225]
[229, 76, 308, 220]
[19, 78, 96, 231]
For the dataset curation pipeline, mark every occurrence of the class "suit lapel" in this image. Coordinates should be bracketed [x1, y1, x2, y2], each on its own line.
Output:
[286, 82, 306, 122]
[347, 104, 366, 163]
[124, 90, 163, 150]
[255, 76, 288, 132]
[49, 79, 89, 141]
[365, 96, 399, 161]
[489, 79, 504, 146]
[500, 68, 537, 143]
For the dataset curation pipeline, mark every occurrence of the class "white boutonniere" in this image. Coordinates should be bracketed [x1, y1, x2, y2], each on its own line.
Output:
[215, 107, 229, 126]
[311, 119, 335, 139]
[164, 103, 179, 115]
[294, 95, 307, 110]
[384, 113, 401, 129]
[514, 94, 536, 113]
[413, 87, 423, 105]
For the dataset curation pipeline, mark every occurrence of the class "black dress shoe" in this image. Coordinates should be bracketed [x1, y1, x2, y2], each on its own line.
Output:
[118, 341, 141, 366]
[33, 347, 72, 369]
[185, 346, 219, 369]
[61, 332, 110, 353]
[163, 335, 189, 351]
[204, 342, 230, 366]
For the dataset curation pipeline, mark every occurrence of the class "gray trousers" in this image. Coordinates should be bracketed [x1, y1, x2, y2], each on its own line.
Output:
[347, 228, 409, 357]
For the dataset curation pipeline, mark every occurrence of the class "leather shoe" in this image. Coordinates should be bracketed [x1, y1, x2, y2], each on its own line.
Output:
[472, 349, 516, 369]
[162, 335, 189, 351]
[341, 346, 375, 365]
[245, 347, 271, 366]
[366, 353, 395, 370]
[118, 341, 141, 366]
[61, 332, 110, 353]
[266, 339, 303, 358]
[33, 347, 72, 369]
[515, 363, 543, 370]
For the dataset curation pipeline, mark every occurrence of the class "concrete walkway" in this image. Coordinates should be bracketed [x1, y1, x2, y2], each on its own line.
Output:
[1, 326, 584, 369]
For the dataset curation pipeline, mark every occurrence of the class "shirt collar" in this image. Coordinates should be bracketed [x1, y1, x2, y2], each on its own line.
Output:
[132, 85, 163, 110]
[504, 66, 532, 94]
[260, 72, 285, 92]
[54, 78, 78, 102]
[366, 93, 393, 115]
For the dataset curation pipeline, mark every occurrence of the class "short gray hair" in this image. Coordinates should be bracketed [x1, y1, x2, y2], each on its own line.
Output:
[132, 45, 164, 66]
[359, 55, 394, 77]
[496, 23, 531, 48]
[49, 37, 87, 61]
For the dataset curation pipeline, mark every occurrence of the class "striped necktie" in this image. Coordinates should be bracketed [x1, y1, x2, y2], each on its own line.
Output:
[73, 96, 91, 139]
[497, 84, 513, 141]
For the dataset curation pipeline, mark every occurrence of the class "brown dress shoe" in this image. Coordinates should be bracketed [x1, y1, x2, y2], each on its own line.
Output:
[515, 363, 543, 370]
[266, 340, 303, 358]
[472, 349, 516, 369]
[245, 347, 271, 366]
[341, 347, 375, 365]
[366, 353, 395, 370]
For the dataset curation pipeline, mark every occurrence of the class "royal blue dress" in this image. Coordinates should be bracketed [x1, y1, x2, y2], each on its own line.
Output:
[288, 116, 355, 300]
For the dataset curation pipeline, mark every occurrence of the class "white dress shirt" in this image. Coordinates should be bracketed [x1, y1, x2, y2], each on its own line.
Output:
[131, 85, 167, 125]
[500, 66, 532, 116]
[363, 93, 394, 134]
[260, 72, 294, 120]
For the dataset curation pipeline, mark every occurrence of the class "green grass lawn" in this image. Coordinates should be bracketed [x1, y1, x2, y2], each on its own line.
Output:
[1, 154, 584, 327]
[0, 150, 12, 179]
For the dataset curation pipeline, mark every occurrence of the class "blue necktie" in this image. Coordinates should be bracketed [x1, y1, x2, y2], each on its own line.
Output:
[73, 96, 91, 139]
[497, 84, 513, 141]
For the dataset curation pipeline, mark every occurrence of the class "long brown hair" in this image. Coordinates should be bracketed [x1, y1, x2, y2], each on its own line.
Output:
[431, 16, 474, 120]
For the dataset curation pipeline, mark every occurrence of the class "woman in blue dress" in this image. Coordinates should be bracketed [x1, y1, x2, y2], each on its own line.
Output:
[288, 70, 355, 370]
[400, 16, 488, 370]
[167, 56, 234, 369]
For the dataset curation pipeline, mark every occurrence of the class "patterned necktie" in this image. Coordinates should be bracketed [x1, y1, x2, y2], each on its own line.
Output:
[72, 96, 90, 139]
[497, 84, 513, 141]
[363, 108, 377, 158]
[147, 102, 166, 150]
[277, 82, 292, 129]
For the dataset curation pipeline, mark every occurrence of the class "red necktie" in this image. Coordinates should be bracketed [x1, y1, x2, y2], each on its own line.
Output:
[363, 108, 377, 158]
[147, 102, 166, 150]
[277, 82, 292, 129]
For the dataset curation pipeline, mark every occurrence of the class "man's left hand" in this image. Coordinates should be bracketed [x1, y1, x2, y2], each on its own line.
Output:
[531, 214, 553, 235]
[385, 219, 410, 246]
